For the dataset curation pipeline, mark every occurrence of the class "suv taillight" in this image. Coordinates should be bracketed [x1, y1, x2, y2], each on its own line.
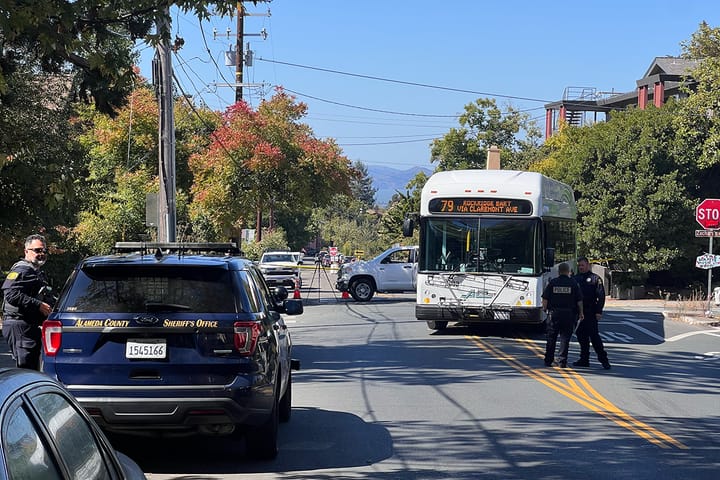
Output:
[233, 322, 262, 356]
[42, 321, 63, 356]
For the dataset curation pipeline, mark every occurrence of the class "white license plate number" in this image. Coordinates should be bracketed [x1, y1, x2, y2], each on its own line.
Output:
[126, 339, 166, 359]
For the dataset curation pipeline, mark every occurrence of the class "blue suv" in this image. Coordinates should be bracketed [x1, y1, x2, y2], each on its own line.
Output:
[41, 242, 301, 460]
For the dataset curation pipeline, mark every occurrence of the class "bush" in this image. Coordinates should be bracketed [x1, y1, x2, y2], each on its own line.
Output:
[242, 228, 288, 261]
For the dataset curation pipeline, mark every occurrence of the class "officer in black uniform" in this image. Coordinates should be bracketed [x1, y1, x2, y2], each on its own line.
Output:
[572, 256, 611, 369]
[2, 234, 53, 370]
[542, 262, 583, 368]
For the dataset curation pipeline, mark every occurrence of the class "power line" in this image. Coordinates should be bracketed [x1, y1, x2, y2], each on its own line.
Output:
[338, 137, 439, 147]
[258, 57, 552, 103]
[282, 87, 460, 118]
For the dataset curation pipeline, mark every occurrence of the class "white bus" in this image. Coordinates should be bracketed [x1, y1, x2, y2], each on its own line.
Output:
[403, 169, 577, 331]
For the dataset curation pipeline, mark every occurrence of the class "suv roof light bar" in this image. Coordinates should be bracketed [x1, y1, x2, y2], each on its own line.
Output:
[113, 242, 241, 256]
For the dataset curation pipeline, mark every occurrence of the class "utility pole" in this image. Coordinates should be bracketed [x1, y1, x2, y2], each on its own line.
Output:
[214, 2, 269, 102]
[155, 8, 177, 242]
[235, 2, 244, 102]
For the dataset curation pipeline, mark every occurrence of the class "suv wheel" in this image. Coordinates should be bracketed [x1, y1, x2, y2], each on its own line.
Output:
[350, 278, 375, 302]
[246, 391, 279, 460]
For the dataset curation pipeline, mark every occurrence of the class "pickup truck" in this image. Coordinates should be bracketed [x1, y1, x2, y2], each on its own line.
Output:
[335, 245, 418, 301]
[258, 251, 302, 288]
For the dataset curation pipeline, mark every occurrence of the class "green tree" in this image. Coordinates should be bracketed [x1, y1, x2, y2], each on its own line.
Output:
[0, 53, 85, 275]
[676, 22, 720, 195]
[378, 171, 428, 246]
[0, 1, 240, 114]
[535, 104, 696, 278]
[351, 161, 377, 208]
[431, 98, 541, 171]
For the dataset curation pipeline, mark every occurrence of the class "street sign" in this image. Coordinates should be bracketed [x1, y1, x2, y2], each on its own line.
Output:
[696, 198, 720, 229]
[695, 253, 720, 269]
[696, 229, 720, 237]
[329, 246, 338, 256]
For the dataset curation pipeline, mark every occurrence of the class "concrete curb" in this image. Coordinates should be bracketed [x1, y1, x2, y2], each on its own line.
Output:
[661, 311, 720, 328]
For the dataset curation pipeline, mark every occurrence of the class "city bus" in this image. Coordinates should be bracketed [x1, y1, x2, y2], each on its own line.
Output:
[403, 169, 577, 331]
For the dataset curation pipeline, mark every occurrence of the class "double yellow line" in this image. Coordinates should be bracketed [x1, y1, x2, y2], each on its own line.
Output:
[468, 335, 688, 449]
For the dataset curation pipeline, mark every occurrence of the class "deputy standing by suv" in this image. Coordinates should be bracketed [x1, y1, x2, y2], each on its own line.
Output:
[2, 234, 54, 370]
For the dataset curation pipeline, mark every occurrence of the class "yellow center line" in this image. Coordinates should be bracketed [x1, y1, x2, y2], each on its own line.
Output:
[468, 335, 688, 449]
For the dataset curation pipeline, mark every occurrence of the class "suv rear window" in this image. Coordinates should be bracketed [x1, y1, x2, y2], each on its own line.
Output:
[59, 265, 238, 313]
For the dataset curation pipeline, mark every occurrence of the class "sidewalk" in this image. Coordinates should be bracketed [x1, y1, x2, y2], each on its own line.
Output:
[604, 297, 720, 327]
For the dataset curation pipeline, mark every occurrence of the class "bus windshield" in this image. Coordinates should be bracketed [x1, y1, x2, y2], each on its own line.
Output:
[420, 217, 542, 275]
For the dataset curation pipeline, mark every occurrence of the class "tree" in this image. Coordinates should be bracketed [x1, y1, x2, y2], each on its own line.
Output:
[189, 91, 353, 243]
[73, 79, 219, 251]
[676, 22, 720, 194]
[0, 53, 85, 274]
[0, 1, 240, 115]
[309, 192, 384, 257]
[534, 104, 697, 279]
[351, 161, 377, 208]
[378, 170, 428, 246]
[430, 98, 541, 171]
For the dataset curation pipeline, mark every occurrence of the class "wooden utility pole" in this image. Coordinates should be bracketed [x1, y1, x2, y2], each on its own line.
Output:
[235, 2, 244, 102]
[156, 8, 177, 242]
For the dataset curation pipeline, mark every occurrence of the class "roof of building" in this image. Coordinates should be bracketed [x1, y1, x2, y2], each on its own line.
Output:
[643, 56, 699, 78]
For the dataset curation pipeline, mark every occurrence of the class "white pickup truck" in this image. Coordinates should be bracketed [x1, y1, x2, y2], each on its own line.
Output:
[335, 245, 418, 301]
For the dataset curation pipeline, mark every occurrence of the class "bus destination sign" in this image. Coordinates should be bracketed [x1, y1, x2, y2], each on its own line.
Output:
[428, 198, 533, 215]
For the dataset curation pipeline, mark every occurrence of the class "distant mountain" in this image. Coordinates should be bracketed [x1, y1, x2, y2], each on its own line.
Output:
[367, 166, 433, 206]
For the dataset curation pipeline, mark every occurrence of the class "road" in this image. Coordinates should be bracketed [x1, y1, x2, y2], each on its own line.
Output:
[2, 269, 718, 479]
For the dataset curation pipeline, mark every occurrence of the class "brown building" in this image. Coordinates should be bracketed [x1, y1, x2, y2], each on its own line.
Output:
[543, 56, 699, 139]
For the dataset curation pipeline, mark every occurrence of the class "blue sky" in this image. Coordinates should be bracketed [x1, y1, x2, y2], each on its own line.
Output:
[137, 1, 717, 172]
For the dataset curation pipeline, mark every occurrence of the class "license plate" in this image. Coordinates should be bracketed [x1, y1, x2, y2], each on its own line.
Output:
[126, 339, 167, 359]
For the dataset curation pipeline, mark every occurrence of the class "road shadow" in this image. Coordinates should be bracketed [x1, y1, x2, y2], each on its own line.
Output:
[108, 407, 392, 475]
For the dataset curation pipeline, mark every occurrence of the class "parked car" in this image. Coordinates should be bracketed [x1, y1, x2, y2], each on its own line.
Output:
[42, 242, 302, 460]
[258, 251, 302, 288]
[336, 245, 419, 301]
[0, 367, 146, 479]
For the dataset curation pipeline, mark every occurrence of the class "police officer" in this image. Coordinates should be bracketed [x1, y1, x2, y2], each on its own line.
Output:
[2, 234, 53, 370]
[542, 262, 583, 368]
[572, 256, 611, 369]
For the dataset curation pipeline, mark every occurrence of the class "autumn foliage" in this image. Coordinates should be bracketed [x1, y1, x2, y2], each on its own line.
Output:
[189, 89, 353, 240]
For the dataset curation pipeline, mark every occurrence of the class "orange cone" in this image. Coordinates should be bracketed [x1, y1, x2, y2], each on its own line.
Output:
[293, 277, 301, 299]
[341, 290, 350, 299]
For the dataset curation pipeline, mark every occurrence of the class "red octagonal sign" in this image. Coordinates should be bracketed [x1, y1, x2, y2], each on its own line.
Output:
[696, 198, 720, 229]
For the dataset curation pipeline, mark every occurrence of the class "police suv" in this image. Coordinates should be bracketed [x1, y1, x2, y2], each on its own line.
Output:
[41, 242, 301, 460]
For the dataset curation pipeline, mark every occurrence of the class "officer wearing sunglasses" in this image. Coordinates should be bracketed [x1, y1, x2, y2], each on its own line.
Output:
[2, 234, 53, 370]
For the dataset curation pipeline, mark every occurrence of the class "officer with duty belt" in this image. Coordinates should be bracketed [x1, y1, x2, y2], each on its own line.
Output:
[542, 262, 583, 368]
[2, 234, 54, 370]
[572, 256, 611, 369]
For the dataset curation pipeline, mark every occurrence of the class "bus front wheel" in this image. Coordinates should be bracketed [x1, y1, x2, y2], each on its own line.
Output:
[426, 320, 448, 331]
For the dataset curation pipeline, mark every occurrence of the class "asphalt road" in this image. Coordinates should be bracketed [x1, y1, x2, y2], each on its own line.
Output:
[99, 296, 717, 480]
[3, 271, 718, 479]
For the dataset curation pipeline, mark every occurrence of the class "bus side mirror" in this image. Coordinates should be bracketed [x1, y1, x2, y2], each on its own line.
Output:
[544, 248, 555, 269]
[402, 218, 414, 237]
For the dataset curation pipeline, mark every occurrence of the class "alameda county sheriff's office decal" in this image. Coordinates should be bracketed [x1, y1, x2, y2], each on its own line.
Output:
[74, 319, 219, 328]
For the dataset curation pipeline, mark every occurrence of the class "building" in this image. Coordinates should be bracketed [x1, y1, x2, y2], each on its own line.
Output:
[544, 56, 699, 139]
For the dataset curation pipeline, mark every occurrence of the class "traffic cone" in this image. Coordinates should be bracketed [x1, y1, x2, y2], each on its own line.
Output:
[293, 277, 301, 299]
[341, 290, 350, 300]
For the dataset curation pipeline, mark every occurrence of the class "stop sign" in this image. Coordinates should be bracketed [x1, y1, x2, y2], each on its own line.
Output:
[696, 198, 720, 229]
